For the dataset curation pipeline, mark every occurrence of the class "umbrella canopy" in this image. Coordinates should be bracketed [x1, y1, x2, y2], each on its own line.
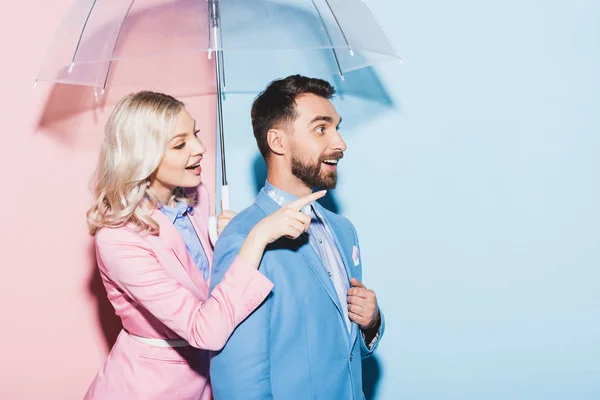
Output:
[37, 0, 399, 90]
[36, 0, 401, 241]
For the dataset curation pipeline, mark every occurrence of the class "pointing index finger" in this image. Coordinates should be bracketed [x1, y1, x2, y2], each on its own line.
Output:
[288, 190, 327, 210]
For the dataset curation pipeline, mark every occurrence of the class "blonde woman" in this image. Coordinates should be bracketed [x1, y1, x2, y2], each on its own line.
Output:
[84, 91, 325, 400]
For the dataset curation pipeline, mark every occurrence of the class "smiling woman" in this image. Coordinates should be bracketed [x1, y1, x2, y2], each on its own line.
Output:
[83, 91, 326, 399]
[149, 108, 206, 208]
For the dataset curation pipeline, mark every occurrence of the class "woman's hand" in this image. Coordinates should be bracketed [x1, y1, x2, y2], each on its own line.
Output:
[238, 190, 327, 268]
[217, 210, 236, 236]
[251, 190, 327, 246]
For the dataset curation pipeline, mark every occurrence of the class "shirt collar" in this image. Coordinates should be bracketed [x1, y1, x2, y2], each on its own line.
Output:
[158, 201, 194, 223]
[264, 180, 313, 214]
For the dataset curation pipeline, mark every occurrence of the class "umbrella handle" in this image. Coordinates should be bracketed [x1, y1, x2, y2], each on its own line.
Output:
[208, 185, 230, 246]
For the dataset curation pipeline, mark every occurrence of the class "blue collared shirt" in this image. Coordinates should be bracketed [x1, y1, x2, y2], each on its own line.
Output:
[159, 201, 210, 280]
[264, 181, 352, 332]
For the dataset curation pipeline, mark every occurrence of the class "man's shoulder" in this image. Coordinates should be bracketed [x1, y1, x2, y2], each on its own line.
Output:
[319, 205, 356, 231]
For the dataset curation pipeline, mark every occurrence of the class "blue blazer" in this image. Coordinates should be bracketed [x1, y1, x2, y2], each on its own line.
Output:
[209, 188, 385, 399]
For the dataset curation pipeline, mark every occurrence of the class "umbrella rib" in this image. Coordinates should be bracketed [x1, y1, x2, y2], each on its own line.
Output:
[102, 0, 136, 91]
[309, 0, 344, 78]
[322, 0, 354, 56]
[69, 0, 99, 71]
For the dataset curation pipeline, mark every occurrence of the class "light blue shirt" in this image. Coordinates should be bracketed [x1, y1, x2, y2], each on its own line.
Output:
[264, 181, 352, 332]
[159, 201, 210, 280]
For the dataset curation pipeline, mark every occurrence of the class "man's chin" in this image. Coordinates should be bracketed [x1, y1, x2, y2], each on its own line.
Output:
[314, 174, 338, 190]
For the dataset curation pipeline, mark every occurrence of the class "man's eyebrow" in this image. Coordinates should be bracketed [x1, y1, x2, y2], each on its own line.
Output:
[308, 115, 342, 125]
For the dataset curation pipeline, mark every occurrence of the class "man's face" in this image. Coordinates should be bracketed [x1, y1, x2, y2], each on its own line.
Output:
[286, 94, 347, 190]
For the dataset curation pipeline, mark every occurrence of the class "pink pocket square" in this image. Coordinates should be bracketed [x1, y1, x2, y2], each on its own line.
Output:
[352, 246, 360, 266]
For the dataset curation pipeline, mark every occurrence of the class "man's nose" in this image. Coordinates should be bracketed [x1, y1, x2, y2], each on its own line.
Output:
[332, 130, 347, 152]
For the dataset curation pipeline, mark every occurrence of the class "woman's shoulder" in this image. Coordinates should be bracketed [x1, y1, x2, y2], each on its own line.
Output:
[95, 224, 152, 249]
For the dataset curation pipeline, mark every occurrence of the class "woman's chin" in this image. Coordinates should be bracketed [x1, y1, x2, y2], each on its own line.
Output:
[179, 176, 202, 189]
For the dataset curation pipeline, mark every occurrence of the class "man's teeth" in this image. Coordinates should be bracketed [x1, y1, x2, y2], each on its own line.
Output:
[323, 160, 338, 165]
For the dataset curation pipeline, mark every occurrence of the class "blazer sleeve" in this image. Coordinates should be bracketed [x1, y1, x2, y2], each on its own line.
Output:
[96, 228, 273, 351]
[209, 232, 274, 399]
[348, 221, 385, 358]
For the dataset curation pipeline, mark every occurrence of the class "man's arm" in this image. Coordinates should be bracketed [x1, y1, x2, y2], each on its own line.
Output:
[360, 310, 385, 358]
[210, 232, 274, 399]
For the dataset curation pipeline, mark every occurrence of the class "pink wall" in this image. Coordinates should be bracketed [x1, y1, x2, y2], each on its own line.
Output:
[0, 1, 216, 398]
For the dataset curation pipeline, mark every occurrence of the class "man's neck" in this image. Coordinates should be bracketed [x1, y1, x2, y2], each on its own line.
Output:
[266, 169, 312, 197]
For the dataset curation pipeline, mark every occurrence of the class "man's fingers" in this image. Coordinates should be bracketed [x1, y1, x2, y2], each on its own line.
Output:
[347, 295, 367, 307]
[348, 304, 365, 314]
[347, 287, 372, 299]
[350, 278, 366, 288]
[348, 311, 367, 326]
[288, 190, 327, 210]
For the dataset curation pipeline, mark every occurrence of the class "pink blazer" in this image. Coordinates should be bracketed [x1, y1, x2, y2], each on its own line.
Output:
[84, 184, 273, 400]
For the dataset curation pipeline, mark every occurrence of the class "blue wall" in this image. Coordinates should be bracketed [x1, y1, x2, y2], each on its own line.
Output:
[218, 1, 600, 398]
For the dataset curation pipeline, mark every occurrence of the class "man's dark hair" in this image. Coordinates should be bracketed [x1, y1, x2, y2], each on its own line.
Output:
[251, 74, 336, 162]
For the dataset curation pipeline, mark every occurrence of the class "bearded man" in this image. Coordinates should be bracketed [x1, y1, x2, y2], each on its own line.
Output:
[209, 75, 385, 400]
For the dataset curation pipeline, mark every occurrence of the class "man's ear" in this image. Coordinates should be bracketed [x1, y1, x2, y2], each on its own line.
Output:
[266, 128, 287, 156]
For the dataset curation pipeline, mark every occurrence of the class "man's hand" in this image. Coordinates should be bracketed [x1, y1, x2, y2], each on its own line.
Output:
[347, 278, 380, 330]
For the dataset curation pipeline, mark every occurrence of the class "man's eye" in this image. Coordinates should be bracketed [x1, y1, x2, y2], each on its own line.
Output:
[174, 142, 186, 149]
[315, 126, 325, 134]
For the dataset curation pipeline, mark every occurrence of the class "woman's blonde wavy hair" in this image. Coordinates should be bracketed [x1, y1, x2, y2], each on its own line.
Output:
[87, 91, 194, 236]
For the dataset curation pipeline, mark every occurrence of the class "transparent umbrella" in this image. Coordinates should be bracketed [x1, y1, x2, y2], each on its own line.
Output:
[36, 0, 401, 241]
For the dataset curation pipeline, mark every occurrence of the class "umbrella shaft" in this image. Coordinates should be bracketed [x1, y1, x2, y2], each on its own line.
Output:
[216, 50, 227, 186]
[209, 0, 220, 28]
[210, 0, 227, 186]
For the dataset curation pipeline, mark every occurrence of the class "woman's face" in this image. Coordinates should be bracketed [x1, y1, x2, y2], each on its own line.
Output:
[150, 108, 206, 201]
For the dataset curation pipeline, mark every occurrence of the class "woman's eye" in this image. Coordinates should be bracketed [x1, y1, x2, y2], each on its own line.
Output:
[194, 129, 200, 137]
[174, 142, 186, 150]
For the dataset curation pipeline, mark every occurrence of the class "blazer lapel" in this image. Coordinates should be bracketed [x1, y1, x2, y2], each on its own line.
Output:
[314, 203, 360, 347]
[188, 211, 213, 265]
[255, 189, 348, 326]
[314, 203, 356, 283]
[297, 236, 347, 324]
[152, 209, 209, 294]
[187, 183, 214, 277]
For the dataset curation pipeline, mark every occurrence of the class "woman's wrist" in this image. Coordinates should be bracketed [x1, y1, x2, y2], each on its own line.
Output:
[237, 228, 268, 269]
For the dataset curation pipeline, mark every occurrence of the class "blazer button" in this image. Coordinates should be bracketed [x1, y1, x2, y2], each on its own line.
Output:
[349, 354, 353, 362]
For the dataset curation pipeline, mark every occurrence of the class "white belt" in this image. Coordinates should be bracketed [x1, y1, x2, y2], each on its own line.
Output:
[129, 332, 190, 348]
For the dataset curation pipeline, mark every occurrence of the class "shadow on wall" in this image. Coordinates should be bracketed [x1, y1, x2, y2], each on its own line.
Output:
[87, 242, 122, 351]
[362, 355, 382, 400]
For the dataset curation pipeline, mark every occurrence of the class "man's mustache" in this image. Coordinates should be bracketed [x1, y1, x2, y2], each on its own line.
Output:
[319, 151, 344, 161]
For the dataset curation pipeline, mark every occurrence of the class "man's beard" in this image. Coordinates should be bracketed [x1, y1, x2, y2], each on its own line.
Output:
[291, 152, 343, 190]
